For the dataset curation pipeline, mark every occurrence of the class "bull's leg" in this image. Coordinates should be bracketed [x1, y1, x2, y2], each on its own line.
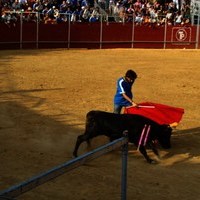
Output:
[73, 134, 90, 157]
[139, 146, 155, 164]
[109, 133, 122, 142]
[109, 137, 115, 142]
[86, 139, 91, 147]
[148, 140, 160, 159]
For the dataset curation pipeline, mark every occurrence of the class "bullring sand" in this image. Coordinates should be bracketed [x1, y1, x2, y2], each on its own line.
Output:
[0, 49, 200, 200]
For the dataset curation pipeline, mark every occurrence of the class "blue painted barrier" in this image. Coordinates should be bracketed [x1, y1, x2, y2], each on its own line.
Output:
[0, 133, 129, 200]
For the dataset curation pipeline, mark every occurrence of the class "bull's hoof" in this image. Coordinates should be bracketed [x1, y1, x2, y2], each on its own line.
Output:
[73, 152, 78, 158]
[148, 159, 158, 164]
[151, 160, 158, 164]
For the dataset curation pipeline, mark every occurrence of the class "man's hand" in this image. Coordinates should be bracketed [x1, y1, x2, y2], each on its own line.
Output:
[131, 101, 138, 107]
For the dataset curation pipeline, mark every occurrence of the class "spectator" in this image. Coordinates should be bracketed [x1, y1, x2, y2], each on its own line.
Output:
[41, 5, 49, 16]
[0, 0, 192, 25]
[18, 0, 28, 10]
[126, 4, 134, 22]
[89, 7, 100, 22]
[65, 6, 72, 20]
[165, 10, 174, 25]
[33, 0, 44, 12]
[46, 5, 55, 18]
[80, 0, 88, 7]
[23, 6, 37, 22]
[174, 10, 183, 25]
[98, 0, 106, 10]
[59, 0, 68, 13]
[12, 0, 21, 11]
[80, 6, 90, 21]
[71, 7, 80, 22]
[44, 11, 56, 23]
[109, 0, 115, 16]
[55, 13, 65, 23]
[113, 2, 120, 22]
[134, 0, 142, 10]
[135, 9, 143, 25]
[149, 6, 158, 26]
[1, 11, 17, 26]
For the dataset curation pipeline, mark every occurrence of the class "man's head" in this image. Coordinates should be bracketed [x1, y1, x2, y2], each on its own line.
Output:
[125, 70, 137, 82]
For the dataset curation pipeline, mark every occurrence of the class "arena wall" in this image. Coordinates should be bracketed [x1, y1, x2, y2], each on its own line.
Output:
[0, 22, 199, 49]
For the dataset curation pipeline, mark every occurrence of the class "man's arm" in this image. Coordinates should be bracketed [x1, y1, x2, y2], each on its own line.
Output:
[122, 93, 137, 107]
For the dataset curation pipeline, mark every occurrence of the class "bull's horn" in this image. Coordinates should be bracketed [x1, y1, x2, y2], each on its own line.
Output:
[169, 122, 178, 128]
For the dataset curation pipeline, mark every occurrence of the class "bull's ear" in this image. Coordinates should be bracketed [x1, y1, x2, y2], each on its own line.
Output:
[169, 122, 178, 128]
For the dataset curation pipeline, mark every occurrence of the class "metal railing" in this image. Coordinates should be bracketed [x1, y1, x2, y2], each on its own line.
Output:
[0, 133, 129, 200]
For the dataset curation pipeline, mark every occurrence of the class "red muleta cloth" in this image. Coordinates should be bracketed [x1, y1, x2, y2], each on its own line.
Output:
[124, 102, 184, 125]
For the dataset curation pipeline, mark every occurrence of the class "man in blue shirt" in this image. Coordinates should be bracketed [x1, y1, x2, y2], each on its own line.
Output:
[114, 69, 138, 114]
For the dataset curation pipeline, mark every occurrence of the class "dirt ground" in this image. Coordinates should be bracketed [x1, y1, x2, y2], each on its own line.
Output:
[0, 49, 200, 200]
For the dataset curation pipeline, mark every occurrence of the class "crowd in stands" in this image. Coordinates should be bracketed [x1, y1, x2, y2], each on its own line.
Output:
[0, 0, 192, 25]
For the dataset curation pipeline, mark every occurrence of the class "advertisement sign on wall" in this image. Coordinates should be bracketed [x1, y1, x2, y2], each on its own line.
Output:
[171, 27, 192, 44]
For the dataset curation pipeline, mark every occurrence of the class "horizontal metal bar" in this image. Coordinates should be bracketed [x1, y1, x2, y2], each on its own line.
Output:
[0, 136, 128, 199]
[0, 40, 196, 45]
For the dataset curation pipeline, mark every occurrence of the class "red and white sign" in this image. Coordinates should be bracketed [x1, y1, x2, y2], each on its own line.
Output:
[171, 27, 191, 44]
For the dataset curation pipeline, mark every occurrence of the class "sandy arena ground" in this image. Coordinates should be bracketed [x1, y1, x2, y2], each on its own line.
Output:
[0, 49, 200, 200]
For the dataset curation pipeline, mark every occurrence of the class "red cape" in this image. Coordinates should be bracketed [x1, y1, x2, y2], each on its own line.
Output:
[124, 102, 184, 125]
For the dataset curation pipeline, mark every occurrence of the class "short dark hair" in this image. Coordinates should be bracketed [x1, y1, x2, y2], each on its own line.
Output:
[125, 70, 137, 80]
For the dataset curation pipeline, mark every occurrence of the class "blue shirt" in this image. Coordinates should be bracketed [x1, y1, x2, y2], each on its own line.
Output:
[114, 77, 133, 106]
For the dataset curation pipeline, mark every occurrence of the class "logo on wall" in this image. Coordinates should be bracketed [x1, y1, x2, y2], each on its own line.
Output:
[171, 27, 191, 44]
[176, 29, 187, 41]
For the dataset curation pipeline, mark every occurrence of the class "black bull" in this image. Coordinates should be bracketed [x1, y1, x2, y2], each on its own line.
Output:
[73, 110, 173, 163]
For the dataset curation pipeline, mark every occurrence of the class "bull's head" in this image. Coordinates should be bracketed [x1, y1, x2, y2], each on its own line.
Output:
[156, 124, 174, 149]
